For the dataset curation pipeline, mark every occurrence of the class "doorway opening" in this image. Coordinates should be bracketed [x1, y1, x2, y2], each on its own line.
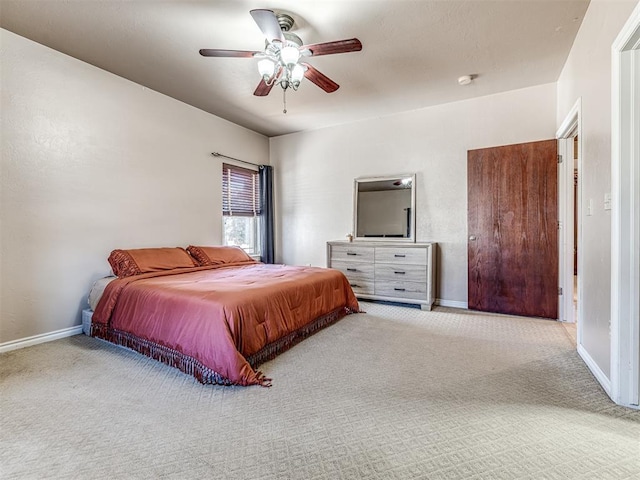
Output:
[557, 100, 582, 339]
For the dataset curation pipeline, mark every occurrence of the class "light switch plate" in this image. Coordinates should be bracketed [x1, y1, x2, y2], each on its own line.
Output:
[604, 193, 612, 210]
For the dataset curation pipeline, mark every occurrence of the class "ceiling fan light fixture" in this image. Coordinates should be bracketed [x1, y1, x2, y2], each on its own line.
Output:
[258, 59, 275, 78]
[280, 46, 300, 66]
[200, 8, 362, 110]
[291, 63, 305, 84]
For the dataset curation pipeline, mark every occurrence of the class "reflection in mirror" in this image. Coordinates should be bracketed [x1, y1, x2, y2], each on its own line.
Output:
[354, 174, 416, 242]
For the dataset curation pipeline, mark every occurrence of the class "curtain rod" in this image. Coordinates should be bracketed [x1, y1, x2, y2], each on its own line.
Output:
[211, 152, 262, 168]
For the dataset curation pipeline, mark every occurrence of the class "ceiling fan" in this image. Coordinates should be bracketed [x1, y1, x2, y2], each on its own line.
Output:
[199, 9, 362, 99]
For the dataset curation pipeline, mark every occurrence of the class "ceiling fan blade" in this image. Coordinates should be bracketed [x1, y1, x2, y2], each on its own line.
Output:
[253, 80, 276, 97]
[254, 66, 282, 96]
[199, 49, 258, 58]
[302, 38, 362, 57]
[302, 63, 339, 93]
[250, 9, 285, 44]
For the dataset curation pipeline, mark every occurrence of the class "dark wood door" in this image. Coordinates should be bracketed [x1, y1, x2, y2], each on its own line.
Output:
[468, 139, 558, 319]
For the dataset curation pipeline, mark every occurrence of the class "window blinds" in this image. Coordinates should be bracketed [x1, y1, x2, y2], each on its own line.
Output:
[222, 163, 261, 217]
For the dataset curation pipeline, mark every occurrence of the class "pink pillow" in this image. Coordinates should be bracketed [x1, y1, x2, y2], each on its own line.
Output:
[108, 247, 198, 278]
[187, 245, 256, 266]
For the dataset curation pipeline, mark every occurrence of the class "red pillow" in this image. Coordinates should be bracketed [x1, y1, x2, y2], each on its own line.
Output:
[186, 245, 256, 266]
[108, 247, 198, 278]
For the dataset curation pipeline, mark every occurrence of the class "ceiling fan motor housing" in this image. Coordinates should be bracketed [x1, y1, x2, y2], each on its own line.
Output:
[284, 32, 303, 48]
[265, 32, 303, 54]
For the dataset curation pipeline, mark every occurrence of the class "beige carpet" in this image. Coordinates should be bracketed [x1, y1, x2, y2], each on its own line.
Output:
[1, 302, 639, 479]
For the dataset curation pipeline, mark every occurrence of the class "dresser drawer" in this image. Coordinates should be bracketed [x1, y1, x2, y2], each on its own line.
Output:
[375, 281, 427, 300]
[375, 264, 426, 283]
[346, 280, 374, 296]
[331, 261, 374, 281]
[375, 247, 427, 265]
[331, 245, 375, 263]
[332, 261, 375, 295]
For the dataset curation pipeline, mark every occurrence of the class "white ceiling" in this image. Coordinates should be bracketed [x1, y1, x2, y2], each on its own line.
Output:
[0, 0, 590, 137]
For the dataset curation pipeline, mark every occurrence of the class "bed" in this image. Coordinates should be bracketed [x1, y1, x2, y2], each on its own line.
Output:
[90, 246, 360, 386]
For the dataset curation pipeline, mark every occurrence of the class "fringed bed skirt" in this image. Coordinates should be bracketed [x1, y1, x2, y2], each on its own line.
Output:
[91, 305, 357, 387]
[246, 305, 357, 368]
[91, 322, 240, 385]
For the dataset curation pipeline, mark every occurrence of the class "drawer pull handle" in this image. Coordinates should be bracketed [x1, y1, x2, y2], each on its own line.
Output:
[350, 283, 360, 288]
[394, 254, 406, 258]
[347, 252, 358, 256]
[394, 271, 406, 275]
[347, 268, 357, 272]
[394, 288, 406, 292]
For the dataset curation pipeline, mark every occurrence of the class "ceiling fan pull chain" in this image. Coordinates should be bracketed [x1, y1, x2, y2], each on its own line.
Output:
[283, 88, 287, 114]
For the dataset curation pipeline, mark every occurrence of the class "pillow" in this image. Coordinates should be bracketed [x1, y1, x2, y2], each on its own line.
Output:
[108, 247, 198, 278]
[88, 275, 116, 310]
[187, 245, 256, 266]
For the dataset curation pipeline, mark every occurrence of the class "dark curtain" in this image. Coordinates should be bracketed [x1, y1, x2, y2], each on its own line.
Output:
[259, 165, 275, 264]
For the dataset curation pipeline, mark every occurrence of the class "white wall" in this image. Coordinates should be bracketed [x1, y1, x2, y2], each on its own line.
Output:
[270, 83, 556, 305]
[556, 0, 639, 380]
[0, 30, 268, 344]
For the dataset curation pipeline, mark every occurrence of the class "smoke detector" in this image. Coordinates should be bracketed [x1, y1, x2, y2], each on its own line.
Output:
[458, 75, 474, 86]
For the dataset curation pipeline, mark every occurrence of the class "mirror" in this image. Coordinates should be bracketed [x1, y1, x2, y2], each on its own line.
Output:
[353, 174, 416, 242]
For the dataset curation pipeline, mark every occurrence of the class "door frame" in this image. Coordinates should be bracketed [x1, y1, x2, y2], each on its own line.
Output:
[557, 100, 583, 334]
[611, 3, 640, 409]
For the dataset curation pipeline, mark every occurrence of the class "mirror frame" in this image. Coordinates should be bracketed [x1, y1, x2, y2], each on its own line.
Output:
[353, 173, 416, 243]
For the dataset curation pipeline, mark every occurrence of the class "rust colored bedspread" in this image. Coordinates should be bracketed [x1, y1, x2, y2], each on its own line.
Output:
[91, 263, 360, 386]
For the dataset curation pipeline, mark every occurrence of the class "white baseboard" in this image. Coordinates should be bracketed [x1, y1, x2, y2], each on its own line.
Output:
[0, 325, 83, 354]
[577, 343, 612, 396]
[436, 299, 468, 309]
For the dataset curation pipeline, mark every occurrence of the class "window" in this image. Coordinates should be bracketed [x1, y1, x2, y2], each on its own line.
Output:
[222, 163, 261, 256]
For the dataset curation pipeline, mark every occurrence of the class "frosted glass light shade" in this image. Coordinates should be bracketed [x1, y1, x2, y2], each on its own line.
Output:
[258, 59, 275, 77]
[280, 46, 300, 66]
[291, 63, 305, 83]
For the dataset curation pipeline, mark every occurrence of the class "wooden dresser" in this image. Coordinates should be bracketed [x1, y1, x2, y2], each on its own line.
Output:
[327, 241, 436, 310]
